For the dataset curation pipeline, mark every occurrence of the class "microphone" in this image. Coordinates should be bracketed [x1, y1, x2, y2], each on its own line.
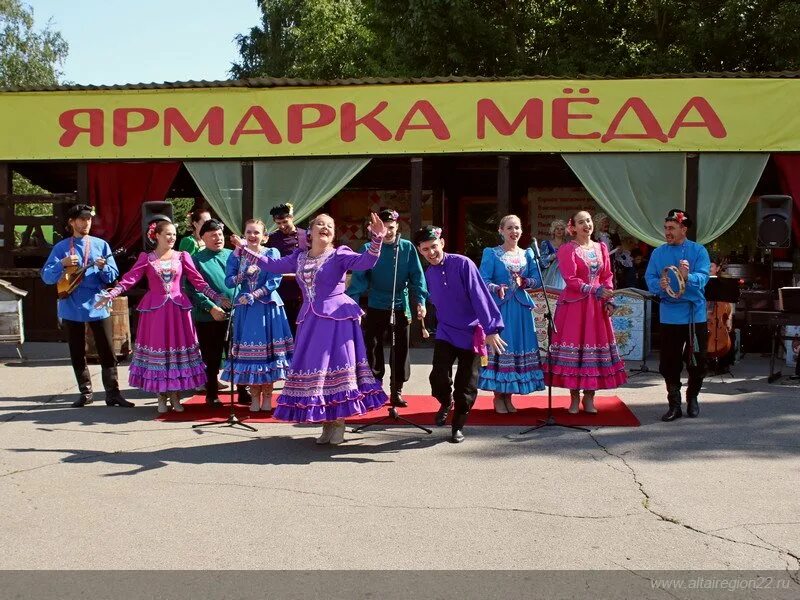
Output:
[531, 237, 541, 259]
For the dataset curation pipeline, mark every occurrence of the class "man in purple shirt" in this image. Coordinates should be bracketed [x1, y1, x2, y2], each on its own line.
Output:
[266, 203, 308, 336]
[414, 226, 506, 443]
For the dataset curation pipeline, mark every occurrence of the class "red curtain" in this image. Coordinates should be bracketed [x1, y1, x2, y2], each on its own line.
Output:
[773, 154, 800, 244]
[88, 162, 181, 250]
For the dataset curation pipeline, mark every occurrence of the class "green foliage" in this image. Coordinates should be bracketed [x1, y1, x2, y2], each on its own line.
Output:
[169, 198, 195, 236]
[231, 0, 800, 79]
[0, 0, 68, 87]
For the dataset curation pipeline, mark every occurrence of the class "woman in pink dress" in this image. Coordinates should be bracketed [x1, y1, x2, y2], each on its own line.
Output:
[543, 210, 627, 414]
[95, 220, 229, 413]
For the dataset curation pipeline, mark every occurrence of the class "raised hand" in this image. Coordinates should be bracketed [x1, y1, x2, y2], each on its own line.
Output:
[367, 212, 386, 238]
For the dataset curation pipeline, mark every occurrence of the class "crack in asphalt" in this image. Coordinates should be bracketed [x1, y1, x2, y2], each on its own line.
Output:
[168, 478, 639, 520]
[588, 432, 800, 571]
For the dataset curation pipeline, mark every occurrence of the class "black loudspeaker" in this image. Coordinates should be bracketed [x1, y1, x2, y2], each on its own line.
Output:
[141, 201, 174, 250]
[756, 195, 792, 249]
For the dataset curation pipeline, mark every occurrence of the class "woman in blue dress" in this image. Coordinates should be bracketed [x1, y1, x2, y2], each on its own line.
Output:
[478, 214, 546, 413]
[222, 219, 294, 412]
[538, 219, 567, 290]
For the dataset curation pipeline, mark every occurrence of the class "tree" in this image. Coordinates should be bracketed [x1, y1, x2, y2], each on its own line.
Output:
[231, 0, 800, 80]
[1, 0, 68, 87]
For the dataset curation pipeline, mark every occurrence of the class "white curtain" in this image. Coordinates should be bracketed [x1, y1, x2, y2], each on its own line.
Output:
[562, 153, 686, 247]
[696, 153, 768, 244]
[253, 158, 371, 228]
[185, 161, 243, 235]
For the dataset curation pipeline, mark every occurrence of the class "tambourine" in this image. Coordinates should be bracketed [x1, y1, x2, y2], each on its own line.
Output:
[662, 265, 686, 299]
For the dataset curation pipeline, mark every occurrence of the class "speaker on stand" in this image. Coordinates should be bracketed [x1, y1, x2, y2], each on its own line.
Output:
[141, 201, 174, 251]
[756, 195, 792, 292]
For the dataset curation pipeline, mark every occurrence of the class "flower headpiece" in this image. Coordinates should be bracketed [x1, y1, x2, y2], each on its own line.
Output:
[147, 221, 158, 241]
[665, 208, 693, 228]
[413, 225, 443, 246]
[378, 208, 400, 223]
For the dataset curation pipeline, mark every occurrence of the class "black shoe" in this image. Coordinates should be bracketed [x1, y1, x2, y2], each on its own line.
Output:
[105, 392, 134, 408]
[389, 391, 408, 408]
[686, 396, 700, 418]
[236, 388, 252, 405]
[72, 393, 94, 408]
[450, 429, 465, 443]
[205, 396, 223, 408]
[435, 400, 453, 427]
[661, 405, 682, 422]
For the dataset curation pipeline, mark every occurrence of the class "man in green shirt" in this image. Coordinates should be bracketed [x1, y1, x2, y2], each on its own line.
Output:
[185, 219, 247, 406]
[347, 209, 428, 407]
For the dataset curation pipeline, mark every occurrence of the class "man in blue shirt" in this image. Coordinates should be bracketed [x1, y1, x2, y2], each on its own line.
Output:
[41, 204, 133, 408]
[645, 209, 710, 421]
[348, 209, 428, 408]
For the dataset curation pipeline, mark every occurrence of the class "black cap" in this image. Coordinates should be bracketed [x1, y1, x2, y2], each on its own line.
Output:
[269, 203, 294, 219]
[413, 225, 443, 246]
[378, 208, 399, 223]
[67, 204, 95, 220]
[199, 219, 224, 236]
[665, 208, 692, 228]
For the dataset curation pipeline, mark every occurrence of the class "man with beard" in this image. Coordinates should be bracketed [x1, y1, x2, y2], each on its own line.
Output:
[41, 204, 133, 408]
[347, 209, 428, 407]
[266, 203, 308, 336]
[413, 226, 505, 443]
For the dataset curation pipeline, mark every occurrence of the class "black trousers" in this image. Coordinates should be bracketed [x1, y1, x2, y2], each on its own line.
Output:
[364, 307, 411, 392]
[430, 339, 480, 420]
[196, 320, 228, 398]
[659, 323, 708, 396]
[284, 298, 303, 337]
[63, 318, 118, 391]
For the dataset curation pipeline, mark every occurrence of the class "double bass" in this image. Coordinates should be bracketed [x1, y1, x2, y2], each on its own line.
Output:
[706, 299, 732, 357]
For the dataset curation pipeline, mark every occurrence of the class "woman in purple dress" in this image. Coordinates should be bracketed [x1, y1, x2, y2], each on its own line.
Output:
[95, 220, 229, 413]
[232, 212, 388, 445]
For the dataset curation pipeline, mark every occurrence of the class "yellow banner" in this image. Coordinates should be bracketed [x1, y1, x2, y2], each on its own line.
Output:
[1, 78, 799, 160]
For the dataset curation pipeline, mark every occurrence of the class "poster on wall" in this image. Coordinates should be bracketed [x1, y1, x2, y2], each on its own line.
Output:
[528, 187, 598, 240]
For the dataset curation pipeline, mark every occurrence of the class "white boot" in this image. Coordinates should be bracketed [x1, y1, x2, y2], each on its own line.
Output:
[157, 394, 168, 414]
[168, 392, 184, 412]
[260, 384, 273, 412]
[329, 419, 346, 445]
[316, 422, 334, 445]
[249, 385, 261, 412]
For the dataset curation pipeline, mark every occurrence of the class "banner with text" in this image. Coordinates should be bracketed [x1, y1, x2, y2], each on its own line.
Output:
[1, 79, 799, 160]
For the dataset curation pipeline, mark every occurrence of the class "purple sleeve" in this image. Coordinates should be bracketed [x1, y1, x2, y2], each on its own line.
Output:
[335, 234, 384, 271]
[463, 258, 504, 335]
[107, 252, 149, 298]
[245, 247, 299, 274]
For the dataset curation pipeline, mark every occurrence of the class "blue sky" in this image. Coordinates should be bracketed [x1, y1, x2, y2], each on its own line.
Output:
[29, 0, 263, 85]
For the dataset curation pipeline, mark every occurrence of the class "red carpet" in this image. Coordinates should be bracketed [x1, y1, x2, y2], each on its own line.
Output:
[156, 394, 640, 427]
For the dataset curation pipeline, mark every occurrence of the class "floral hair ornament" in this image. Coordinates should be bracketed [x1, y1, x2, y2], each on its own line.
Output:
[412, 225, 443, 245]
[147, 221, 158, 241]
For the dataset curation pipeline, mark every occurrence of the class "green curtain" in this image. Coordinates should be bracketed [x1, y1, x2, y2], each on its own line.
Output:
[185, 161, 243, 235]
[562, 153, 686, 247]
[253, 158, 371, 228]
[696, 153, 768, 244]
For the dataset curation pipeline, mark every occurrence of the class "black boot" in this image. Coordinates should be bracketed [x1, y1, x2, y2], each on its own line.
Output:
[435, 397, 453, 427]
[450, 412, 468, 443]
[102, 367, 134, 407]
[661, 384, 682, 422]
[389, 388, 408, 408]
[686, 378, 701, 418]
[72, 368, 94, 407]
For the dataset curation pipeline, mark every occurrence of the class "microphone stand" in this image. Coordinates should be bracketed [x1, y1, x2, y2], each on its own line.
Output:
[353, 232, 432, 435]
[520, 238, 588, 434]
[193, 292, 257, 432]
